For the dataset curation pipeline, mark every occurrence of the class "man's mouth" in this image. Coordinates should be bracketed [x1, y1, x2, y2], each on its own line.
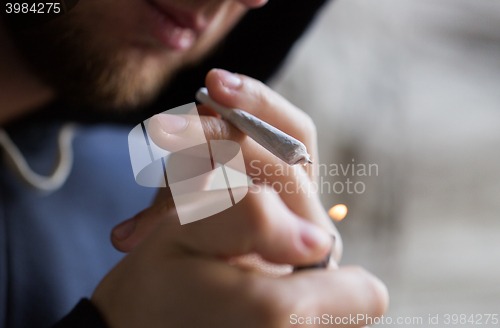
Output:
[145, 0, 208, 51]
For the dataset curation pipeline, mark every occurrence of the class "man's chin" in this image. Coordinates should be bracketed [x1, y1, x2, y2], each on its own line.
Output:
[55, 51, 176, 112]
[52, 80, 157, 113]
[10, 20, 177, 113]
[84, 81, 164, 112]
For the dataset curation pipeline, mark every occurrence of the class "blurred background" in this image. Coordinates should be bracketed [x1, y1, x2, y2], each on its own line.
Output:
[271, 0, 500, 326]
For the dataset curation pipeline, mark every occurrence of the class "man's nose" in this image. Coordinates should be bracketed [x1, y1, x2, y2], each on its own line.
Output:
[194, 0, 268, 29]
[237, 0, 268, 8]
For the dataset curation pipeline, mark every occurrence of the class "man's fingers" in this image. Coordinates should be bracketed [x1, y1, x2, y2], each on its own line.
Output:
[162, 187, 333, 266]
[255, 266, 389, 327]
[205, 68, 317, 151]
[132, 186, 333, 267]
[148, 112, 299, 180]
[111, 188, 177, 252]
[147, 112, 342, 262]
[290, 267, 389, 323]
[205, 68, 319, 170]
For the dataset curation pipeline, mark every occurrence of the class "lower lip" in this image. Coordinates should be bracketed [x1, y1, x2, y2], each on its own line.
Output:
[146, 1, 196, 51]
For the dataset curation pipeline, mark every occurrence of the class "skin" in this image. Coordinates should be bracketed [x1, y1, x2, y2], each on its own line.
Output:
[99, 70, 389, 328]
[1, 0, 264, 116]
[0, 1, 389, 327]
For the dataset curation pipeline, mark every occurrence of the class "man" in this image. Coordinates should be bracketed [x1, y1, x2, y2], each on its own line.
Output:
[0, 0, 388, 327]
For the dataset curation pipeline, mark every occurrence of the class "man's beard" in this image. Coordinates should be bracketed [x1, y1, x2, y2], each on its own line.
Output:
[9, 12, 178, 111]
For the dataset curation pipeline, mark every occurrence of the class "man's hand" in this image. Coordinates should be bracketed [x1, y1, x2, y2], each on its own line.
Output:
[91, 70, 389, 328]
[92, 186, 387, 328]
[117, 69, 341, 260]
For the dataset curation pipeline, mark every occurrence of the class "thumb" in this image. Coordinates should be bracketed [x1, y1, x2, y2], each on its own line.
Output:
[111, 188, 176, 252]
[147, 112, 245, 154]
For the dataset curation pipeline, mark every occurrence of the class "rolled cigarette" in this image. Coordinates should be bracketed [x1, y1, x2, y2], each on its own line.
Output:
[196, 88, 313, 166]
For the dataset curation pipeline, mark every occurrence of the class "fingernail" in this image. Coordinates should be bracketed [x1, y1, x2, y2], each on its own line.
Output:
[216, 69, 242, 89]
[156, 114, 188, 134]
[326, 235, 336, 267]
[329, 235, 336, 257]
[297, 219, 331, 250]
[113, 218, 136, 240]
[293, 235, 336, 272]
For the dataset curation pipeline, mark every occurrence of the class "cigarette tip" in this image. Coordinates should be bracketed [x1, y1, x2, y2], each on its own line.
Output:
[300, 158, 313, 166]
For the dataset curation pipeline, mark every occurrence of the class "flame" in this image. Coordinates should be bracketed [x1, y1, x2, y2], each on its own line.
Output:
[328, 204, 348, 221]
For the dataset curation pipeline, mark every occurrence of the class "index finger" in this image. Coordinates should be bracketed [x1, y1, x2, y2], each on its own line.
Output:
[205, 69, 319, 180]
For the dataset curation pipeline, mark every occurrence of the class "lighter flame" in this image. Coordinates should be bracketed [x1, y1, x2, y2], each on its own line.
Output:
[328, 204, 348, 221]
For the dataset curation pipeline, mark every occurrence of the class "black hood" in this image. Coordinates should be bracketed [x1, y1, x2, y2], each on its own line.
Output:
[18, 0, 330, 126]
